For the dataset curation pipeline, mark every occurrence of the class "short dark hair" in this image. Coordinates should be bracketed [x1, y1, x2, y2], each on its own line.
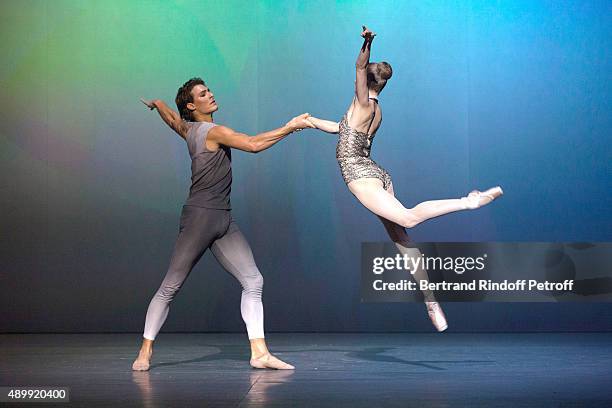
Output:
[175, 77, 205, 121]
[367, 62, 393, 93]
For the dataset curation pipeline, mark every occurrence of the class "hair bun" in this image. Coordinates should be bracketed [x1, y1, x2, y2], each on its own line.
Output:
[379, 62, 393, 80]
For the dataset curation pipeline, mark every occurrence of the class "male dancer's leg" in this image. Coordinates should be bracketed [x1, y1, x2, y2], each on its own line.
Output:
[143, 206, 223, 340]
[134, 206, 223, 370]
[210, 221, 264, 339]
[210, 219, 294, 369]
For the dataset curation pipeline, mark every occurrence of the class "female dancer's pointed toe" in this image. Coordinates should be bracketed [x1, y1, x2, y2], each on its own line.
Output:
[487, 186, 503, 198]
[426, 301, 448, 332]
[462, 185, 503, 209]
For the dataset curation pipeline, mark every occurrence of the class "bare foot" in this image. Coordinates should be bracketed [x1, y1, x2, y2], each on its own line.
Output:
[132, 348, 152, 371]
[250, 353, 295, 370]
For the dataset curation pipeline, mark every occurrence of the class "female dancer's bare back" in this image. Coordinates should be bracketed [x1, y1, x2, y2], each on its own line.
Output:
[307, 26, 503, 331]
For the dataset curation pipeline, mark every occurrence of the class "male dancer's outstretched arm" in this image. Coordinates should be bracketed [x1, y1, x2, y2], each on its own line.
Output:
[141, 98, 188, 139]
[141, 98, 313, 151]
[207, 115, 313, 153]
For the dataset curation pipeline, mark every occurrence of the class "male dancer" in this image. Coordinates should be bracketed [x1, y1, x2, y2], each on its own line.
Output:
[132, 78, 313, 371]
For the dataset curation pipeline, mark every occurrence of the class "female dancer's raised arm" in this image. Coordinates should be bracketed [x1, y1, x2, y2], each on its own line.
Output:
[355, 25, 375, 107]
[307, 26, 378, 134]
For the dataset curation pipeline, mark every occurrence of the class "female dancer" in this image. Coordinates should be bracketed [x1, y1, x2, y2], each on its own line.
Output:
[132, 78, 313, 371]
[306, 27, 503, 331]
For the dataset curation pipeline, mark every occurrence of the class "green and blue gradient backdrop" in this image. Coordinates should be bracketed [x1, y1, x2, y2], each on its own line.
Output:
[1, 1, 610, 332]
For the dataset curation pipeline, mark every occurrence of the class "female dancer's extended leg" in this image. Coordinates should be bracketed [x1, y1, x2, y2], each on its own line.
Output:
[378, 214, 448, 330]
[376, 183, 435, 301]
[375, 182, 449, 331]
[348, 178, 502, 229]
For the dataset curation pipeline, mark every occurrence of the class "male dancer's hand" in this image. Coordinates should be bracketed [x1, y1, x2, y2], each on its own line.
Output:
[140, 98, 157, 110]
[361, 25, 376, 40]
[285, 113, 316, 133]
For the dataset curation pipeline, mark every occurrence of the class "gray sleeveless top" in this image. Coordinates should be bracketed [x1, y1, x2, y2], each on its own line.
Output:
[184, 121, 232, 209]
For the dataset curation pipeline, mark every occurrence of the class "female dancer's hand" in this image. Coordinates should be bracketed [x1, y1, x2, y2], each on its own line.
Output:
[305, 116, 340, 134]
[361, 25, 376, 40]
[305, 117, 318, 129]
[285, 113, 316, 132]
[140, 98, 157, 110]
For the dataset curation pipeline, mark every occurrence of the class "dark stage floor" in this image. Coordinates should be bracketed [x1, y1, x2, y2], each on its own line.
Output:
[1, 333, 611, 407]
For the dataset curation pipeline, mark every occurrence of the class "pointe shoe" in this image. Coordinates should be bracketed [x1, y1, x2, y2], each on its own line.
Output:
[463, 186, 503, 209]
[250, 353, 295, 370]
[426, 301, 448, 332]
[132, 350, 152, 371]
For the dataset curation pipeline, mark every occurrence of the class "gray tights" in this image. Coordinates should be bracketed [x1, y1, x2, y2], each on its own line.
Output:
[142, 206, 264, 340]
